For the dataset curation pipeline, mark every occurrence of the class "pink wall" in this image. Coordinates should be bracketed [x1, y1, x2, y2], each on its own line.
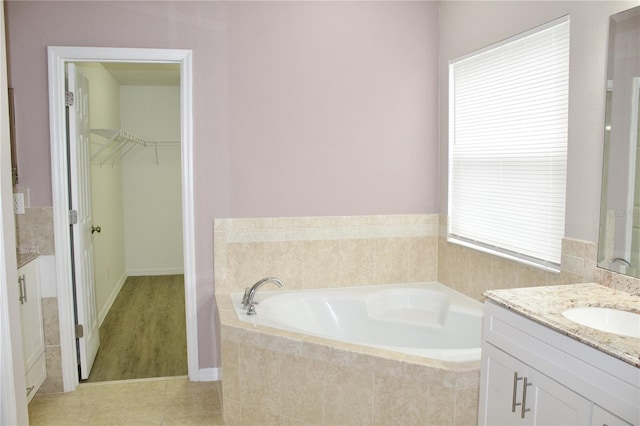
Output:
[5, 1, 439, 368]
[227, 2, 439, 217]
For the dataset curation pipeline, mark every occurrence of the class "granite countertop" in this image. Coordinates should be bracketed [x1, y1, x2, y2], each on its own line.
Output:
[16, 252, 38, 268]
[484, 283, 640, 368]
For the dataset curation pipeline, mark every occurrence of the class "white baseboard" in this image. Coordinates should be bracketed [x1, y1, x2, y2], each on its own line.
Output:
[98, 272, 127, 327]
[127, 268, 184, 277]
[198, 368, 221, 381]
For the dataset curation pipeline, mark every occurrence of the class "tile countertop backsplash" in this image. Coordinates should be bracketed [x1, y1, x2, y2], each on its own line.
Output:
[484, 283, 640, 368]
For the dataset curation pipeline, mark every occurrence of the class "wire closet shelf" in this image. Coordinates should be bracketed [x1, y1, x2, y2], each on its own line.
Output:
[89, 128, 179, 166]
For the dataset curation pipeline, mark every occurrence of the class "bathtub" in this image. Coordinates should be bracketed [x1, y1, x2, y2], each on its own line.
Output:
[219, 282, 483, 424]
[230, 282, 483, 362]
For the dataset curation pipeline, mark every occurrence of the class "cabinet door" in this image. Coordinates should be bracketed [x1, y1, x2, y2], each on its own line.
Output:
[529, 367, 592, 425]
[18, 260, 45, 370]
[480, 343, 593, 426]
[479, 344, 528, 425]
[591, 405, 632, 426]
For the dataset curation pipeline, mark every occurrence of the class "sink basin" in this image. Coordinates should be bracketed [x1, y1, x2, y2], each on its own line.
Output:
[562, 307, 640, 338]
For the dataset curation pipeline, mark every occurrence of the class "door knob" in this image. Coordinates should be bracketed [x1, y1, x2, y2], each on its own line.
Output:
[91, 225, 101, 234]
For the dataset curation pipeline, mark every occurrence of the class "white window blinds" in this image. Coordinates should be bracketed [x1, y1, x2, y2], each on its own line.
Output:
[448, 16, 570, 271]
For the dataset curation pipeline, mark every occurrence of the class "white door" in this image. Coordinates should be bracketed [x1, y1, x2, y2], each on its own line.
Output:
[67, 63, 99, 380]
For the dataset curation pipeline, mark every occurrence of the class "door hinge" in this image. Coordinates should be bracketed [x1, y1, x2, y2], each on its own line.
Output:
[75, 324, 84, 339]
[65, 91, 74, 107]
[69, 210, 78, 225]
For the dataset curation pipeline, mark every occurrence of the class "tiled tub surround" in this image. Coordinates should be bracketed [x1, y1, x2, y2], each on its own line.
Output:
[437, 216, 601, 300]
[213, 214, 636, 425]
[215, 214, 608, 307]
[218, 294, 481, 425]
[215, 215, 475, 425]
[484, 283, 640, 367]
[213, 215, 439, 295]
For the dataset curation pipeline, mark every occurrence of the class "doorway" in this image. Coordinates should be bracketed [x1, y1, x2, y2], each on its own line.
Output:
[76, 61, 185, 382]
[48, 46, 198, 392]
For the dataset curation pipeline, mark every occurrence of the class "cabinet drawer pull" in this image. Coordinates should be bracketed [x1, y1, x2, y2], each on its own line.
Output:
[26, 385, 34, 396]
[521, 377, 532, 419]
[21, 274, 27, 303]
[18, 275, 26, 304]
[18, 276, 23, 304]
[512, 372, 523, 412]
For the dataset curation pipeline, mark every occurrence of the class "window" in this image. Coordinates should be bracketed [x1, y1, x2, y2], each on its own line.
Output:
[448, 16, 570, 271]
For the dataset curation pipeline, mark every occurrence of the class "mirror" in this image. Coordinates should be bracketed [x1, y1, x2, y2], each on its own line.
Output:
[598, 5, 640, 277]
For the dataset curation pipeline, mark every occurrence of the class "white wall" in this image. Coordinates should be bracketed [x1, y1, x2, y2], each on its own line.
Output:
[121, 86, 183, 275]
[79, 63, 128, 324]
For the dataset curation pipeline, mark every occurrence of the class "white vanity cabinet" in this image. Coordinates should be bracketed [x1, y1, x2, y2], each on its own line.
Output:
[18, 258, 47, 402]
[479, 301, 638, 426]
[482, 343, 592, 425]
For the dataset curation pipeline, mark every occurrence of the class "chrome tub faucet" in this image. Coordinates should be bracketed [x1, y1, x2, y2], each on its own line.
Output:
[242, 277, 284, 315]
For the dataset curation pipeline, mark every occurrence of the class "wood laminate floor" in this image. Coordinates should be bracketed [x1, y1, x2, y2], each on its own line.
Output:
[85, 275, 187, 383]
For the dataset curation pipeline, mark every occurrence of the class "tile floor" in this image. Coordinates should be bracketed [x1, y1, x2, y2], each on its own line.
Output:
[28, 376, 223, 425]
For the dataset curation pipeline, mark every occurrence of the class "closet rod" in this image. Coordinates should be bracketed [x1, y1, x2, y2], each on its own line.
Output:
[90, 128, 149, 166]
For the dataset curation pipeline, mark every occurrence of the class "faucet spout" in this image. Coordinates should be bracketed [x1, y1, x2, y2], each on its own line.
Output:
[610, 257, 632, 268]
[243, 277, 284, 311]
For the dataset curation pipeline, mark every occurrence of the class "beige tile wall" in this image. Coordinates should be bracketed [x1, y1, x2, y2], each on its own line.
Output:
[437, 216, 601, 301]
[214, 215, 439, 295]
[214, 213, 607, 302]
[37, 298, 63, 394]
[15, 207, 55, 255]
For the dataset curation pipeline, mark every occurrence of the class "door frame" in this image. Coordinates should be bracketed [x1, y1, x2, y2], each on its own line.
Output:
[48, 46, 197, 391]
[1, 4, 28, 422]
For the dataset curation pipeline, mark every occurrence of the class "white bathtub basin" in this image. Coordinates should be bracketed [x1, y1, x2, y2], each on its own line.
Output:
[562, 307, 640, 338]
[231, 282, 484, 362]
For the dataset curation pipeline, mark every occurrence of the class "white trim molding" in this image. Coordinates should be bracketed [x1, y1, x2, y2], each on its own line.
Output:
[0, 3, 28, 422]
[97, 271, 128, 328]
[198, 368, 221, 382]
[47, 46, 198, 391]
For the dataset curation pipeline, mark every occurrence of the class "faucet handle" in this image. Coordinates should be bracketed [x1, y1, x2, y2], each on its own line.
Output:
[246, 303, 257, 316]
